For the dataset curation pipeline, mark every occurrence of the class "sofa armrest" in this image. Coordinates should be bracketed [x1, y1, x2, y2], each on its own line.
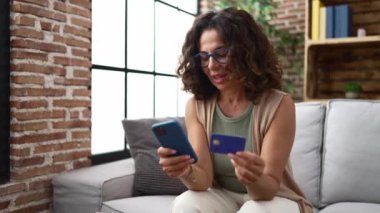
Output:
[53, 158, 135, 213]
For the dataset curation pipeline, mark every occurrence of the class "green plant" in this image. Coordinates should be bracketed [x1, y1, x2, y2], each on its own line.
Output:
[344, 81, 361, 93]
[214, 0, 304, 94]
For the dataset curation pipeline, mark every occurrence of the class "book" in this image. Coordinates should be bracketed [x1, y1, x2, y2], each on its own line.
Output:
[319, 5, 326, 39]
[326, 6, 335, 38]
[311, 0, 321, 40]
[334, 4, 352, 38]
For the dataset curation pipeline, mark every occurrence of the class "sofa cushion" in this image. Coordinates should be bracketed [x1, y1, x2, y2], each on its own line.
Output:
[292, 102, 325, 208]
[318, 202, 380, 213]
[101, 195, 175, 213]
[321, 100, 380, 206]
[53, 158, 135, 213]
[122, 117, 187, 196]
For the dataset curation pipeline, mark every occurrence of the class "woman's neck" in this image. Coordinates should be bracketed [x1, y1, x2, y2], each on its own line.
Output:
[217, 88, 250, 118]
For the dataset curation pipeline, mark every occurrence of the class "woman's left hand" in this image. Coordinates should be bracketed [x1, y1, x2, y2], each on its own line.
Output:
[228, 151, 265, 185]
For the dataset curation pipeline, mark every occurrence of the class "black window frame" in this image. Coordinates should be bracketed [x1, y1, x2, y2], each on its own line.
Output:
[0, 0, 10, 184]
[91, 0, 199, 165]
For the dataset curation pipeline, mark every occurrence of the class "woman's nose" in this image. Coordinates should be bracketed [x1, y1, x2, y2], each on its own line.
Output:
[207, 57, 219, 69]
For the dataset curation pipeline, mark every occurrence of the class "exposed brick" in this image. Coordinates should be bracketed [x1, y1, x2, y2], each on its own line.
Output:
[71, 48, 91, 58]
[54, 34, 90, 48]
[53, 150, 91, 162]
[53, 120, 91, 129]
[12, 3, 66, 22]
[73, 69, 90, 78]
[11, 28, 44, 40]
[11, 88, 66, 97]
[40, 21, 60, 32]
[11, 63, 66, 75]
[0, 200, 10, 211]
[71, 17, 91, 28]
[11, 50, 48, 61]
[34, 141, 90, 154]
[73, 158, 91, 169]
[11, 132, 66, 145]
[10, 147, 31, 157]
[82, 109, 91, 118]
[53, 99, 91, 108]
[29, 179, 52, 190]
[70, 111, 80, 119]
[12, 15, 35, 26]
[11, 164, 66, 180]
[54, 56, 91, 67]
[11, 75, 45, 85]
[11, 121, 48, 132]
[15, 190, 51, 206]
[53, 1, 90, 18]
[0, 183, 27, 196]
[13, 110, 65, 121]
[11, 39, 67, 53]
[73, 88, 90, 97]
[69, 0, 91, 10]
[72, 130, 90, 139]
[17, 0, 49, 7]
[55, 78, 90, 86]
[11, 156, 45, 167]
[63, 25, 91, 38]
[10, 100, 48, 109]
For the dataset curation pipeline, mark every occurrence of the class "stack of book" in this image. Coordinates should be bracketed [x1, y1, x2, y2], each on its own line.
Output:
[312, 0, 352, 40]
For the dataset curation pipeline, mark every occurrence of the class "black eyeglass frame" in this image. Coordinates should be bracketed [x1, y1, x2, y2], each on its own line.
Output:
[193, 47, 230, 67]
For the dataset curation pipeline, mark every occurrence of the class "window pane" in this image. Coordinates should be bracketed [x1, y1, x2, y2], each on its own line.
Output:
[92, 69, 125, 154]
[155, 76, 178, 117]
[92, 0, 125, 67]
[178, 80, 192, 116]
[127, 73, 153, 119]
[155, 3, 195, 74]
[162, 0, 198, 14]
[127, 0, 154, 71]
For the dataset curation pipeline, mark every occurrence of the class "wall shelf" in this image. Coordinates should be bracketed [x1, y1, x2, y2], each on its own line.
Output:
[304, 0, 380, 101]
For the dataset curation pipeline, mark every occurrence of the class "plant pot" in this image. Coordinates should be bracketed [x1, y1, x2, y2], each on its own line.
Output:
[345, 92, 359, 99]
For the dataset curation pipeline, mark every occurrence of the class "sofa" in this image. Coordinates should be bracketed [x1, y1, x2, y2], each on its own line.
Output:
[52, 99, 380, 213]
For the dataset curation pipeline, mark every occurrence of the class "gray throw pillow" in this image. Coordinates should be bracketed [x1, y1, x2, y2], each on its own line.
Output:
[122, 117, 187, 196]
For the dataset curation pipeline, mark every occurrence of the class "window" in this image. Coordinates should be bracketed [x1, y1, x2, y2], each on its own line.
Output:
[91, 0, 198, 162]
[0, 0, 10, 184]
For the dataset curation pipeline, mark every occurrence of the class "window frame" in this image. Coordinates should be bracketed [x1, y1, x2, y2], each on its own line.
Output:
[91, 0, 199, 164]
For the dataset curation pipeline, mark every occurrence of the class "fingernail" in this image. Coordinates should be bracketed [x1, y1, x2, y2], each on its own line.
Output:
[230, 159, 236, 165]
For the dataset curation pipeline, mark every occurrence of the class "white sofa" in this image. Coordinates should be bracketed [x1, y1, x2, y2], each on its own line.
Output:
[52, 99, 380, 213]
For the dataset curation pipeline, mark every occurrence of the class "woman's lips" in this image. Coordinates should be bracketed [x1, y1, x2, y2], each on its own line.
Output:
[211, 73, 228, 84]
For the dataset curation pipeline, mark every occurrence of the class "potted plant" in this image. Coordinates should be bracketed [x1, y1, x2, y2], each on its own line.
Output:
[344, 81, 361, 99]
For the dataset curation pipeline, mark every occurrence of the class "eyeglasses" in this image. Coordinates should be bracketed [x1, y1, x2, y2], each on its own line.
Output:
[194, 47, 229, 67]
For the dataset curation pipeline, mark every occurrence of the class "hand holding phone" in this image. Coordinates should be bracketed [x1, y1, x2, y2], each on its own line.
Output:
[209, 133, 246, 154]
[152, 119, 198, 163]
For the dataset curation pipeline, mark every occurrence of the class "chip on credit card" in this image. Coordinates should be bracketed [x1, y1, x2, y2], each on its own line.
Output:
[209, 133, 246, 154]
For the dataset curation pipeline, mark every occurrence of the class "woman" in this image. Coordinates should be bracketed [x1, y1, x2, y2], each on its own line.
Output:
[157, 7, 312, 213]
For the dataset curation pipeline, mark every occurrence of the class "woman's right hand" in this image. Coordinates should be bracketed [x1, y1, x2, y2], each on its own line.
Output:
[157, 146, 194, 178]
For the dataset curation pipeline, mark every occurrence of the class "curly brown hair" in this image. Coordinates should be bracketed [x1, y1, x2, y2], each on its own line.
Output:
[176, 7, 282, 102]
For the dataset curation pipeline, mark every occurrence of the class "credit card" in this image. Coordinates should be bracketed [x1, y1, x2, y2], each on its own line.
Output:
[209, 133, 246, 154]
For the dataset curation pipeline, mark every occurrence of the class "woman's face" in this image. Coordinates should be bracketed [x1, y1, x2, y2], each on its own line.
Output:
[198, 29, 240, 92]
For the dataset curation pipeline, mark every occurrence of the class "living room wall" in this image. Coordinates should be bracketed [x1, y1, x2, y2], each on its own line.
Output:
[0, 0, 305, 212]
[0, 0, 91, 212]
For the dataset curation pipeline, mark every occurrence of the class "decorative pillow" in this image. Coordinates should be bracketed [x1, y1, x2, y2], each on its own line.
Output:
[122, 117, 187, 196]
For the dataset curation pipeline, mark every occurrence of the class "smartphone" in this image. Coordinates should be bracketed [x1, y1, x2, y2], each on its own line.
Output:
[152, 119, 198, 163]
[209, 133, 246, 154]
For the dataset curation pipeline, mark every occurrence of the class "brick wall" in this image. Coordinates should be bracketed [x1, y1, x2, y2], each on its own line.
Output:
[200, 0, 306, 101]
[0, 0, 91, 212]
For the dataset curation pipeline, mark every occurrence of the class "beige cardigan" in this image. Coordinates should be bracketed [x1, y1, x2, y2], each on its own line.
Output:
[195, 89, 313, 213]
